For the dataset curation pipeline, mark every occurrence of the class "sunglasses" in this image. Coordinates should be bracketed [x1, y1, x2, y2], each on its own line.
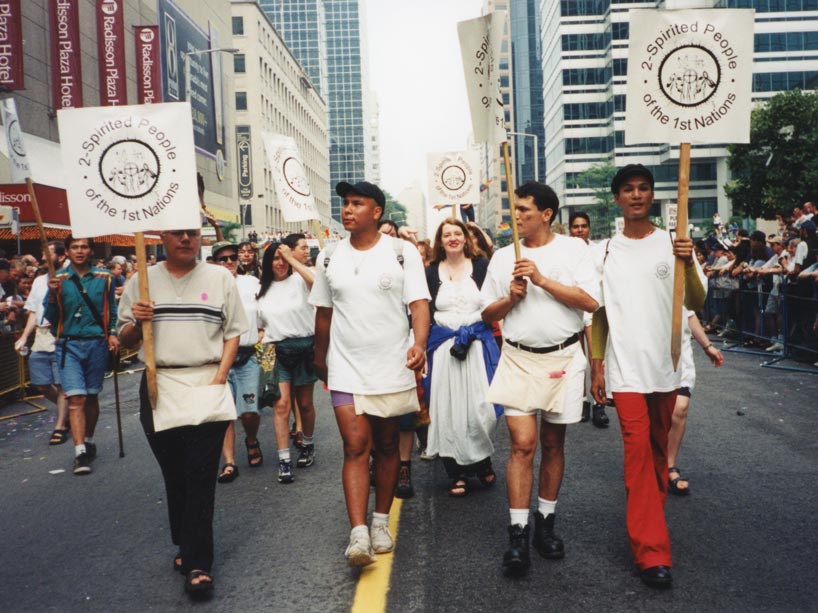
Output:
[168, 230, 201, 238]
[217, 254, 238, 263]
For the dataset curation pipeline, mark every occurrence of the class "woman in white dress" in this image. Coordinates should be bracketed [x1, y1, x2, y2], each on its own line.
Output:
[424, 219, 501, 496]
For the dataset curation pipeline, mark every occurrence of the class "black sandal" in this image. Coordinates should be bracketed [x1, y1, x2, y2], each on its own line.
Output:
[449, 477, 469, 497]
[475, 461, 497, 488]
[217, 463, 239, 483]
[173, 551, 183, 573]
[668, 467, 691, 496]
[184, 570, 214, 595]
[245, 437, 263, 467]
[48, 428, 70, 446]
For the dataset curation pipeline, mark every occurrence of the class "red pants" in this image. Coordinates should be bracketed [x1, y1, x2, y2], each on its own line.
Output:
[612, 391, 677, 569]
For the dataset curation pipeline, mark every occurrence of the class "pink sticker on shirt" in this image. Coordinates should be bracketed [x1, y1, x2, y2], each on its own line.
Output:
[201, 292, 208, 301]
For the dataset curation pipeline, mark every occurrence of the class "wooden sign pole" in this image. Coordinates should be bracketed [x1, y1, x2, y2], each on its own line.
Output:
[135, 232, 158, 408]
[24, 178, 55, 278]
[311, 219, 325, 249]
[501, 141, 521, 260]
[671, 142, 691, 370]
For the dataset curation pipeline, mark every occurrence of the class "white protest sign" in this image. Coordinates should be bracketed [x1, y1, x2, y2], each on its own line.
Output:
[615, 217, 625, 236]
[1, 98, 31, 183]
[0, 205, 13, 225]
[625, 9, 754, 145]
[665, 203, 678, 230]
[262, 133, 318, 223]
[57, 102, 199, 237]
[427, 151, 481, 206]
[458, 11, 508, 145]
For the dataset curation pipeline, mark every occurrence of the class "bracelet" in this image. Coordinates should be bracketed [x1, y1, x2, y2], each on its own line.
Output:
[702, 343, 714, 351]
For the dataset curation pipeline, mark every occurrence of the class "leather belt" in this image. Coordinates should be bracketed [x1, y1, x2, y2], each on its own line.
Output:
[505, 333, 579, 354]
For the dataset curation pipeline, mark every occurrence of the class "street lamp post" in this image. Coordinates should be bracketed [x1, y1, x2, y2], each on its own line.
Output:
[508, 131, 539, 184]
[182, 47, 239, 105]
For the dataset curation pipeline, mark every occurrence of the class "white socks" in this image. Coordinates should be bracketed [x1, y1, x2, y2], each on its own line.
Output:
[371, 512, 389, 528]
[509, 508, 529, 527]
[75, 444, 86, 457]
[351, 524, 369, 539]
[278, 448, 291, 462]
[538, 497, 557, 517]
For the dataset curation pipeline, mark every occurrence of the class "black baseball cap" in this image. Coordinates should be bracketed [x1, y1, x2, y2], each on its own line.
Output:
[611, 164, 654, 194]
[336, 181, 386, 208]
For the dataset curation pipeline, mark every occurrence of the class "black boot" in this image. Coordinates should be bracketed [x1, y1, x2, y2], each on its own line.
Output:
[592, 403, 610, 428]
[395, 462, 415, 499]
[502, 524, 531, 574]
[533, 512, 565, 559]
[580, 400, 590, 422]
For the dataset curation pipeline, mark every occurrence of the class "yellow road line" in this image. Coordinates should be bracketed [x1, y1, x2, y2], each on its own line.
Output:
[350, 499, 403, 613]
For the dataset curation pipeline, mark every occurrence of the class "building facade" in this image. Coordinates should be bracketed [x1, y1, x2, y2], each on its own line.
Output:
[231, 1, 330, 235]
[259, 0, 327, 95]
[541, 0, 818, 236]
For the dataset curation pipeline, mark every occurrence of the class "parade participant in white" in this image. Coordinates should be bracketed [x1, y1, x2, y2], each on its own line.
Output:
[481, 181, 599, 575]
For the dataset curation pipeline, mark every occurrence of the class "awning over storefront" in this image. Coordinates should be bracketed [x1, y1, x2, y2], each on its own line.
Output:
[0, 225, 162, 246]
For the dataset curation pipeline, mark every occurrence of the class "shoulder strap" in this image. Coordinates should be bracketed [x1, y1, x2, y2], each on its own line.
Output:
[322, 242, 338, 269]
[472, 258, 489, 289]
[603, 239, 612, 267]
[392, 237, 404, 268]
[69, 275, 106, 333]
[426, 262, 441, 306]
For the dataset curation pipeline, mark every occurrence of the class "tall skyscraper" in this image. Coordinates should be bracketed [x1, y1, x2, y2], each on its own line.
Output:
[541, 0, 818, 233]
[259, 0, 327, 95]
[510, 0, 545, 185]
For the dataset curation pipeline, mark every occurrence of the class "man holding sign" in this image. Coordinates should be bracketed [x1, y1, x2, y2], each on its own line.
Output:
[590, 165, 706, 588]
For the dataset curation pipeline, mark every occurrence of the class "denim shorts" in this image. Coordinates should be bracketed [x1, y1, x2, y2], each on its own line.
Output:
[28, 351, 60, 387]
[55, 337, 109, 397]
[274, 336, 317, 388]
[228, 353, 260, 416]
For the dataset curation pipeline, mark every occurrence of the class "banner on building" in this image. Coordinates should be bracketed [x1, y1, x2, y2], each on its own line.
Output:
[0, 183, 70, 224]
[135, 26, 161, 104]
[262, 133, 318, 223]
[0, 205, 12, 225]
[49, 0, 83, 110]
[158, 0, 226, 161]
[624, 9, 754, 145]
[458, 11, 508, 145]
[427, 151, 481, 206]
[236, 126, 252, 200]
[96, 0, 128, 106]
[0, 1, 24, 90]
[1, 98, 31, 183]
[57, 102, 199, 237]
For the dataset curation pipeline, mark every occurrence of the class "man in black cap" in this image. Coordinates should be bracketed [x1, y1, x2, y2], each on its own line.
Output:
[310, 181, 430, 566]
[591, 164, 706, 588]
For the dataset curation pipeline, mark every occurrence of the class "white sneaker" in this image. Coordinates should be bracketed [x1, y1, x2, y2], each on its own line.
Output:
[370, 523, 394, 554]
[765, 342, 783, 353]
[345, 530, 376, 567]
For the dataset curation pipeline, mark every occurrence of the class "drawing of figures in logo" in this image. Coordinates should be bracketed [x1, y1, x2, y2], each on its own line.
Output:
[655, 262, 671, 280]
[441, 165, 467, 191]
[99, 139, 160, 198]
[283, 156, 311, 197]
[659, 45, 720, 107]
[7, 120, 26, 158]
[378, 273, 394, 291]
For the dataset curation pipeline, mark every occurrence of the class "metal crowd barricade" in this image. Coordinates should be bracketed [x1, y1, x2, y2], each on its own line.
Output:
[0, 332, 46, 421]
[705, 279, 818, 374]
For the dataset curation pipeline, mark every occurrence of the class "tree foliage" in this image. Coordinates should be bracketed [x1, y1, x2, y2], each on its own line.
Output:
[726, 89, 818, 219]
[573, 162, 616, 239]
[382, 190, 408, 225]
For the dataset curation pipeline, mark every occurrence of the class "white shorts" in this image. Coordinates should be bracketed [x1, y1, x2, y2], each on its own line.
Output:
[501, 343, 586, 424]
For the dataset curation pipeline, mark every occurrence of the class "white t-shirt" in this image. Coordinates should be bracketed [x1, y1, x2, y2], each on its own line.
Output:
[679, 309, 695, 390]
[24, 274, 50, 325]
[794, 240, 809, 267]
[595, 228, 706, 393]
[309, 235, 430, 394]
[236, 275, 260, 347]
[258, 274, 314, 342]
[481, 234, 599, 347]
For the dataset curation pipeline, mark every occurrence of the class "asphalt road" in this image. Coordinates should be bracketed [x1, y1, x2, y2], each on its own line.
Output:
[1, 348, 816, 612]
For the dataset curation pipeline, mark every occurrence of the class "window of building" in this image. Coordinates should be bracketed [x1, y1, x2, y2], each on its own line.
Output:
[235, 91, 247, 110]
[234, 54, 246, 73]
[232, 16, 244, 36]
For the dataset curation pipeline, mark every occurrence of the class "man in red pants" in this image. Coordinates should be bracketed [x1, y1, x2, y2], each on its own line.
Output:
[590, 165, 705, 588]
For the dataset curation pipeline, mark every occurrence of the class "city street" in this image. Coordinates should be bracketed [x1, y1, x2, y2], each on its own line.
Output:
[1, 349, 816, 612]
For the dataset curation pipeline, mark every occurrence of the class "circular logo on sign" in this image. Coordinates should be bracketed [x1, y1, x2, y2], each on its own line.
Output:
[101, 0, 118, 16]
[378, 273, 394, 290]
[99, 139, 160, 199]
[7, 120, 26, 157]
[659, 45, 720, 108]
[441, 165, 467, 191]
[655, 262, 671, 280]
[283, 156, 311, 197]
[139, 28, 155, 44]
